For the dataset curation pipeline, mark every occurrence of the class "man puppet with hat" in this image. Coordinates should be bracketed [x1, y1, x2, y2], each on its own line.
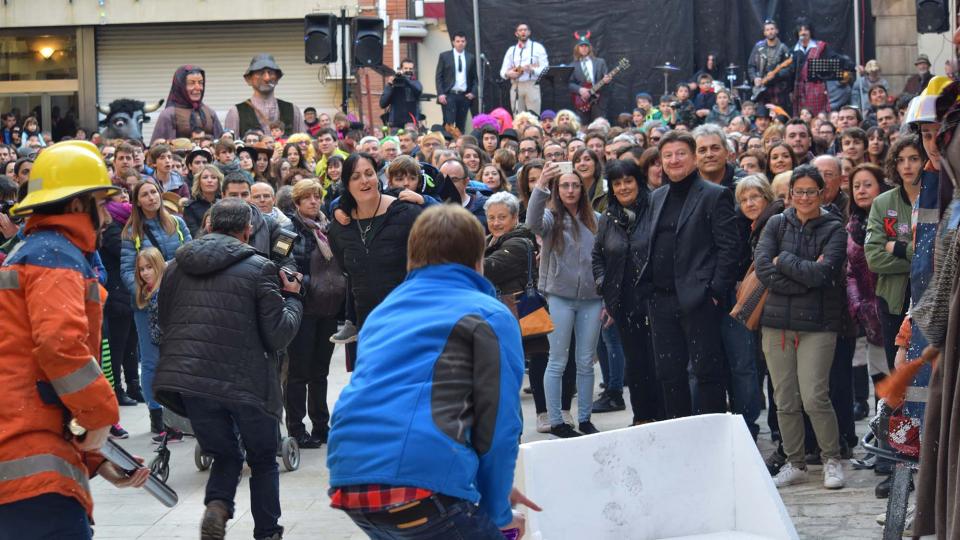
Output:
[224, 54, 307, 137]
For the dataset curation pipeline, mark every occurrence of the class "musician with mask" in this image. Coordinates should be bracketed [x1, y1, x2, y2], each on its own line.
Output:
[747, 19, 793, 112]
[567, 32, 611, 122]
[499, 23, 549, 115]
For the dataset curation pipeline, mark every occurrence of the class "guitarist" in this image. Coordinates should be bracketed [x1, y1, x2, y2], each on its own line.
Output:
[747, 19, 793, 112]
[567, 32, 610, 122]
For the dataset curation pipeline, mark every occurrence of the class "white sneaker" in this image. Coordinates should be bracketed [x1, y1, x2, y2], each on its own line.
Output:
[329, 321, 358, 344]
[823, 458, 845, 489]
[773, 463, 808, 487]
[536, 413, 551, 433]
[561, 410, 574, 427]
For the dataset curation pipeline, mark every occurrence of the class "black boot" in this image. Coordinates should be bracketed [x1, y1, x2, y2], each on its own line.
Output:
[149, 408, 164, 434]
[114, 385, 137, 406]
[126, 382, 145, 403]
[592, 390, 626, 413]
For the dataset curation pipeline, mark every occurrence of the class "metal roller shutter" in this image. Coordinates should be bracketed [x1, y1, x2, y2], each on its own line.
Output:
[96, 21, 342, 142]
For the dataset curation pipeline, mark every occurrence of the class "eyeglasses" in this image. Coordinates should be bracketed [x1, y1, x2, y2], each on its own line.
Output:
[738, 194, 765, 205]
[520, 147, 538, 154]
[558, 182, 582, 191]
[790, 188, 822, 199]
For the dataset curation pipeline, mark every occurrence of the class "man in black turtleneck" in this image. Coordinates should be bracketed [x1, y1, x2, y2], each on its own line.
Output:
[641, 130, 739, 419]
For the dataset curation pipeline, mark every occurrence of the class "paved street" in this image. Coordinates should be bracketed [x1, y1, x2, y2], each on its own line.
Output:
[92, 343, 900, 539]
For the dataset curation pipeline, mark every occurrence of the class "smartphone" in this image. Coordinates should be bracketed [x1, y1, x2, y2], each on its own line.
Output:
[557, 161, 573, 175]
[282, 269, 297, 281]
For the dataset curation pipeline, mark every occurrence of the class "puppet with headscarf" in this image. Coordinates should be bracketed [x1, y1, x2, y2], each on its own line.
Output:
[150, 65, 223, 144]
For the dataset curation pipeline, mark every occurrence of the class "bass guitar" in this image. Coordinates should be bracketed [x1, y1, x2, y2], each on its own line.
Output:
[751, 57, 793, 101]
[572, 57, 630, 113]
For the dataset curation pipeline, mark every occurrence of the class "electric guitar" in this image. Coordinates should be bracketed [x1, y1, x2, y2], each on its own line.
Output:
[751, 57, 793, 101]
[572, 58, 631, 113]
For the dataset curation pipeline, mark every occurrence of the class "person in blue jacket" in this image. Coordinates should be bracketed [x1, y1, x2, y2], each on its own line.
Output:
[327, 204, 539, 538]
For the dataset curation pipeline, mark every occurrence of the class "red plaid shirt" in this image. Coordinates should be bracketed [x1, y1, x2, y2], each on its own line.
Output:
[329, 485, 434, 512]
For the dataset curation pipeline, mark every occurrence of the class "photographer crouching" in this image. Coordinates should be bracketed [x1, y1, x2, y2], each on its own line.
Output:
[380, 59, 423, 129]
[153, 197, 304, 540]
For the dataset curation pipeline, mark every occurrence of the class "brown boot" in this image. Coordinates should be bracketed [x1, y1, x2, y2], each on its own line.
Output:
[200, 500, 230, 540]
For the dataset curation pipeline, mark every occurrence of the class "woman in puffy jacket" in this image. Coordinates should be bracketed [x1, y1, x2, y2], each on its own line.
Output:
[527, 160, 602, 438]
[754, 164, 847, 491]
[283, 179, 346, 449]
[121, 179, 191, 434]
[844, 163, 890, 419]
[482, 191, 572, 434]
[591, 160, 658, 425]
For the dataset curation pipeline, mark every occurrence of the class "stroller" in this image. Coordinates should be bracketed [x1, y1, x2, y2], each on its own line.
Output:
[148, 407, 301, 483]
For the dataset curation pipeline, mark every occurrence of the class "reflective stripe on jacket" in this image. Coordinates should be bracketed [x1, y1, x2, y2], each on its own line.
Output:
[0, 213, 119, 516]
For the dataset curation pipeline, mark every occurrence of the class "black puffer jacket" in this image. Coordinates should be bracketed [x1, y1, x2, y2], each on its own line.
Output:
[100, 220, 131, 319]
[483, 225, 548, 355]
[153, 233, 303, 419]
[592, 199, 650, 320]
[483, 226, 538, 296]
[754, 207, 847, 332]
[329, 200, 422, 325]
[182, 197, 214, 238]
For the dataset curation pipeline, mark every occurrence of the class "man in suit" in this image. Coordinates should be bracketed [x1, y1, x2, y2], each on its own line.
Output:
[640, 130, 739, 420]
[436, 31, 478, 134]
[567, 33, 610, 122]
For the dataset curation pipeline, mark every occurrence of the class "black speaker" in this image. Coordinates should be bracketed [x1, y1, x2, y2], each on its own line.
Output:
[351, 17, 384, 68]
[917, 0, 949, 33]
[305, 14, 337, 64]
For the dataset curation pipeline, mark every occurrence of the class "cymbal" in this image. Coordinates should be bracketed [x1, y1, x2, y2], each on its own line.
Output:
[735, 83, 752, 90]
[419, 93, 438, 101]
[654, 63, 681, 72]
[725, 64, 740, 70]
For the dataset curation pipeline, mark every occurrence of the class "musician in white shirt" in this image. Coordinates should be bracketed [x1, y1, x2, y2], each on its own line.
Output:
[499, 23, 549, 115]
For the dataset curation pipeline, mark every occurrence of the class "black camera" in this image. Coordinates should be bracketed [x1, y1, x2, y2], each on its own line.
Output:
[0, 200, 15, 216]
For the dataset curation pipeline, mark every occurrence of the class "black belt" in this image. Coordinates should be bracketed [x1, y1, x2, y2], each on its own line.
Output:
[449, 90, 467, 95]
[354, 494, 464, 529]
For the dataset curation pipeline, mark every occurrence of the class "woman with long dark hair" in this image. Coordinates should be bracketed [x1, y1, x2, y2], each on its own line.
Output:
[527, 160, 602, 437]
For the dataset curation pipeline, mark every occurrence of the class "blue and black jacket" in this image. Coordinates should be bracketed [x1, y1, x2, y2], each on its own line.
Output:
[327, 263, 524, 527]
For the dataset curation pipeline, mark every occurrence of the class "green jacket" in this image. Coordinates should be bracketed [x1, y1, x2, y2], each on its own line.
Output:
[588, 178, 608, 214]
[864, 187, 914, 315]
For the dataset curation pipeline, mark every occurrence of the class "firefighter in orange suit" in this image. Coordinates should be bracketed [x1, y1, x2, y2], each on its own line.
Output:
[0, 140, 149, 540]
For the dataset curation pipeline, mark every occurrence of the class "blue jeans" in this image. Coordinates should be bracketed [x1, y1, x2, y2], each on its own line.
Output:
[183, 395, 283, 539]
[0, 493, 91, 540]
[545, 294, 603, 425]
[721, 313, 761, 437]
[348, 498, 504, 539]
[597, 324, 625, 392]
[133, 309, 161, 410]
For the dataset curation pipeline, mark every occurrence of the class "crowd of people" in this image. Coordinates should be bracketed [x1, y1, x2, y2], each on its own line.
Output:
[4, 15, 960, 539]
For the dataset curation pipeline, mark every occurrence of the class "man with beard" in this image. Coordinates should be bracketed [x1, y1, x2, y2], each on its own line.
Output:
[225, 54, 306, 136]
[500, 23, 549, 115]
[748, 19, 793, 112]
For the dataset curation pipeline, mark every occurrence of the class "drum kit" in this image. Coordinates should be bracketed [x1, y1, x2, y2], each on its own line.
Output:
[653, 61, 752, 101]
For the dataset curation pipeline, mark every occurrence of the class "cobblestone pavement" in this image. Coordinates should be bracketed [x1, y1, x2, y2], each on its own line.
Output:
[91, 344, 908, 539]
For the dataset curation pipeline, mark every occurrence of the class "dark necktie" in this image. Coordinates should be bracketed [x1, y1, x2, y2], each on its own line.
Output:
[457, 55, 462, 73]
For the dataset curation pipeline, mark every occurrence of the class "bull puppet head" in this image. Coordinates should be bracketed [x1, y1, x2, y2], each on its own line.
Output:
[97, 98, 164, 141]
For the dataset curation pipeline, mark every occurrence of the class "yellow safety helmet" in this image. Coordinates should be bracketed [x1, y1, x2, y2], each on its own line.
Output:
[11, 140, 118, 217]
[904, 75, 955, 126]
